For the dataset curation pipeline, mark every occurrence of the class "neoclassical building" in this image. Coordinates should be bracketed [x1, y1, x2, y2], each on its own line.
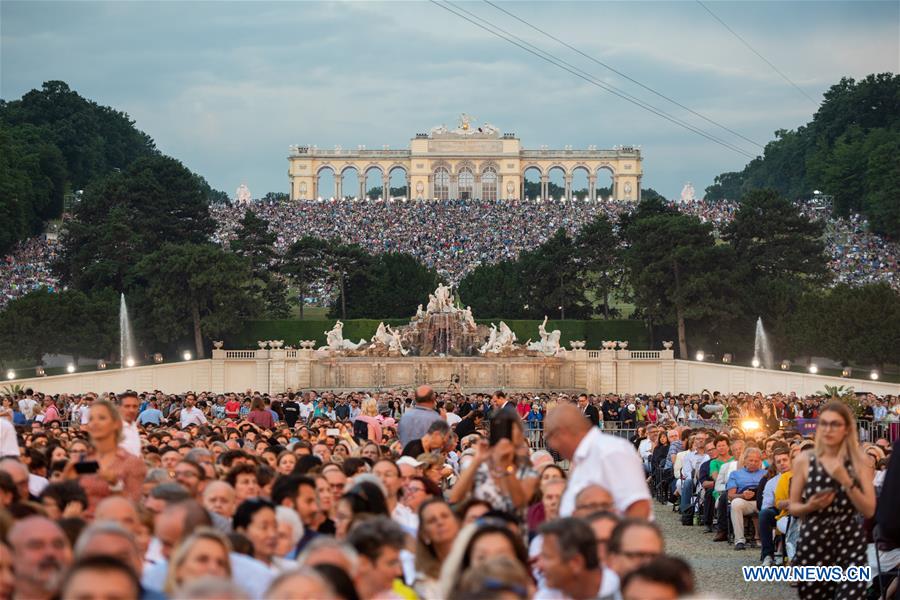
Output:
[288, 116, 643, 202]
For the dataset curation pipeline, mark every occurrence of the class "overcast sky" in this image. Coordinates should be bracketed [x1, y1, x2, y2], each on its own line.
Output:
[2, 1, 898, 199]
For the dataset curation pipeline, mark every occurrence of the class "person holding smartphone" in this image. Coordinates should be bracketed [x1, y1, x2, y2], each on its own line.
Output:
[448, 412, 538, 515]
[64, 398, 146, 517]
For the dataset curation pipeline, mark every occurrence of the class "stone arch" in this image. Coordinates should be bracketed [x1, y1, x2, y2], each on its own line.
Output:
[388, 164, 408, 198]
[595, 165, 615, 201]
[522, 164, 544, 201]
[316, 164, 336, 177]
[571, 164, 591, 201]
[339, 164, 361, 200]
[454, 159, 476, 175]
[547, 164, 568, 200]
[522, 163, 544, 177]
[315, 164, 336, 199]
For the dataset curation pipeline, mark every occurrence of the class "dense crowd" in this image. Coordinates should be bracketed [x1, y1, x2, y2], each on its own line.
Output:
[1, 386, 898, 599]
[1, 197, 897, 308]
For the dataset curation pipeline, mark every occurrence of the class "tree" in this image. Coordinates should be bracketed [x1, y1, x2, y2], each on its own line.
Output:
[458, 261, 527, 318]
[283, 237, 330, 319]
[58, 154, 215, 291]
[324, 244, 373, 320]
[334, 252, 439, 318]
[129, 243, 257, 358]
[623, 213, 737, 358]
[0, 289, 64, 364]
[230, 209, 290, 318]
[518, 229, 587, 320]
[575, 214, 621, 318]
[262, 192, 289, 203]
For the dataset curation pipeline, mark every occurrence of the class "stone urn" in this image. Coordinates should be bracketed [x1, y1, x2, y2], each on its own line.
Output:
[618, 341, 629, 350]
[257, 341, 267, 349]
[213, 341, 224, 349]
[662, 341, 673, 350]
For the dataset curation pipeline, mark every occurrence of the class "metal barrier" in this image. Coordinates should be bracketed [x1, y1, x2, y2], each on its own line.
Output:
[858, 419, 899, 443]
[526, 423, 638, 450]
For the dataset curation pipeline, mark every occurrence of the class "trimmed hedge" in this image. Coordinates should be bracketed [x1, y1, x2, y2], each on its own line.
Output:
[228, 318, 651, 350]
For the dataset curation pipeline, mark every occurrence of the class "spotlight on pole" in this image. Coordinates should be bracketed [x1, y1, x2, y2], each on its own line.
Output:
[125, 357, 135, 368]
[722, 353, 733, 364]
[808, 364, 818, 374]
[153, 353, 164, 364]
[780, 360, 791, 371]
[183, 351, 193, 361]
[66, 364, 76, 374]
[97, 360, 107, 370]
[695, 350, 705, 362]
[5, 370, 14, 380]
[35, 366, 46, 377]
[841, 367, 852, 378]
[751, 357, 761, 368]
[870, 370, 879, 381]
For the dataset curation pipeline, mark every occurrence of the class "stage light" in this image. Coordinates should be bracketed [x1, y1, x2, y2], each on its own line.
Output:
[751, 357, 761, 368]
[97, 360, 107, 370]
[870, 370, 879, 380]
[780, 360, 791, 371]
[66, 364, 76, 374]
[808, 364, 818, 374]
[695, 350, 705, 361]
[35, 367, 45, 377]
[124, 357, 135, 368]
[183, 351, 193, 361]
[153, 353, 164, 364]
[722, 353, 733, 364]
[5, 370, 14, 380]
[841, 367, 852, 377]
[740, 418, 761, 433]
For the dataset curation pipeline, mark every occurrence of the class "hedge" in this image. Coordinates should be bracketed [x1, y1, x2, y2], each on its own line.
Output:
[227, 318, 651, 350]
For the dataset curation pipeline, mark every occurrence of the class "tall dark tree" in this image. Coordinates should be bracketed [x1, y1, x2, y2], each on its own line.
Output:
[458, 261, 527, 319]
[575, 214, 622, 318]
[58, 154, 215, 291]
[334, 252, 439, 319]
[325, 243, 371, 320]
[230, 209, 289, 318]
[518, 229, 587, 320]
[129, 243, 257, 358]
[283, 237, 330, 319]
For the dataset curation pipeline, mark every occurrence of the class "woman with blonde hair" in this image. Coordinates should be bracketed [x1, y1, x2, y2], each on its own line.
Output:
[64, 398, 146, 516]
[352, 397, 384, 443]
[164, 527, 232, 595]
[789, 401, 875, 600]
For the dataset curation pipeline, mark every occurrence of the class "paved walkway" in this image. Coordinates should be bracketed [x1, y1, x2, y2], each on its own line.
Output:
[654, 503, 796, 599]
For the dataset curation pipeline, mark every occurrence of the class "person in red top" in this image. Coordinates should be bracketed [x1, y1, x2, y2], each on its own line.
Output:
[225, 395, 241, 420]
[517, 399, 531, 419]
[247, 397, 274, 429]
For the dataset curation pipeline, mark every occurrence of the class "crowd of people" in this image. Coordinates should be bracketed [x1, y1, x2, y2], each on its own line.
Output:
[3, 196, 896, 309]
[1, 385, 898, 599]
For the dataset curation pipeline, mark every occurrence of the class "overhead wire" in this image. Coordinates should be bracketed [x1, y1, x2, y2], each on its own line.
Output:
[430, 1, 758, 160]
[696, 0, 819, 106]
[482, 0, 764, 150]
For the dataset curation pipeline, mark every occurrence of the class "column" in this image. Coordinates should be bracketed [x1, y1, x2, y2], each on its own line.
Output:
[474, 174, 481, 200]
[334, 177, 342, 201]
[450, 174, 458, 200]
[382, 174, 389, 200]
[359, 178, 366, 201]
[612, 176, 619, 201]
[637, 176, 642, 202]
[564, 176, 572, 202]
[406, 174, 411, 200]
[540, 176, 549, 201]
[588, 175, 596, 202]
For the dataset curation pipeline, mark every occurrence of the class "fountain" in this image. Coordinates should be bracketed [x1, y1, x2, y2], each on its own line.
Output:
[753, 317, 774, 370]
[119, 293, 137, 368]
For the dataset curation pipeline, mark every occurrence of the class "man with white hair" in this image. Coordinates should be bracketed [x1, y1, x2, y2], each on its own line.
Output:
[8, 516, 73, 600]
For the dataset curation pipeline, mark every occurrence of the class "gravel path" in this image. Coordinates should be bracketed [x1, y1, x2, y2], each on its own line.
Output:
[654, 503, 796, 599]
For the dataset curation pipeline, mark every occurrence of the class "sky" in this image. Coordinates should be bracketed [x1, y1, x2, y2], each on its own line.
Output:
[2, 1, 898, 199]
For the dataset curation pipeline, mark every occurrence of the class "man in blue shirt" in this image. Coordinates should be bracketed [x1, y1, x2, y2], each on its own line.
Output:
[137, 400, 163, 427]
[397, 385, 442, 447]
[726, 447, 766, 550]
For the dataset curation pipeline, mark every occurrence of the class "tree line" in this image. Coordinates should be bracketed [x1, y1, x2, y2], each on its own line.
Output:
[705, 73, 900, 239]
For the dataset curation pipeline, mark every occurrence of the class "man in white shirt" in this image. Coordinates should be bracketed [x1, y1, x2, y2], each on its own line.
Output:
[118, 392, 142, 457]
[546, 404, 650, 519]
[179, 396, 207, 429]
[18, 393, 37, 421]
[444, 401, 462, 427]
[638, 425, 657, 473]
[679, 434, 708, 516]
[0, 410, 20, 458]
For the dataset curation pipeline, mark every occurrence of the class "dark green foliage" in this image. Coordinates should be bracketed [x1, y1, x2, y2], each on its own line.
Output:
[705, 73, 900, 238]
[231, 209, 290, 318]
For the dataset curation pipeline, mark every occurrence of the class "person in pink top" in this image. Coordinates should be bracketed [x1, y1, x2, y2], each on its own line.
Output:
[353, 397, 384, 443]
[246, 397, 274, 429]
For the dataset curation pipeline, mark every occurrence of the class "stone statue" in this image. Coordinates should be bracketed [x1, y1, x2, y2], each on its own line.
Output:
[319, 320, 366, 351]
[386, 325, 409, 356]
[415, 304, 427, 320]
[434, 283, 452, 312]
[371, 322, 392, 346]
[462, 306, 476, 330]
[426, 294, 439, 314]
[479, 323, 499, 354]
[527, 316, 562, 355]
[680, 182, 696, 203]
[496, 321, 517, 350]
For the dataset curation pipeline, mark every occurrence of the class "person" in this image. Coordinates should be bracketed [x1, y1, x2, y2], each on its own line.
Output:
[577, 393, 600, 427]
[138, 400, 164, 427]
[65, 398, 146, 514]
[118, 392, 142, 457]
[264, 567, 337, 600]
[346, 517, 406, 600]
[536, 517, 610, 600]
[606, 518, 664, 583]
[8, 516, 73, 600]
[414, 498, 460, 589]
[73, 521, 164, 600]
[60, 555, 142, 600]
[282, 393, 300, 428]
[437, 520, 531, 598]
[333, 481, 389, 540]
[620, 556, 695, 600]
[726, 447, 766, 550]
[233, 498, 293, 571]
[203, 480, 237, 520]
[789, 401, 875, 600]
[401, 419, 450, 458]
[398, 386, 442, 448]
[372, 459, 417, 534]
[545, 404, 650, 518]
[455, 555, 533, 600]
[0, 411, 19, 459]
[247, 397, 275, 429]
[352, 397, 384, 444]
[490, 390, 519, 419]
[572, 484, 615, 516]
[758, 445, 791, 566]
[164, 527, 232, 595]
[0, 539, 14, 600]
[678, 433, 708, 521]
[179, 396, 208, 428]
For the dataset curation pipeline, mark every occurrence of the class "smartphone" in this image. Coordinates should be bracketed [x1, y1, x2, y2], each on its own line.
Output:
[326, 428, 340, 436]
[489, 415, 514, 446]
[75, 460, 100, 474]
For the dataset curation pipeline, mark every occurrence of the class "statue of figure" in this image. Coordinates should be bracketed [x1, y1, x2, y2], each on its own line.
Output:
[434, 283, 452, 312]
[319, 320, 366, 351]
[479, 323, 499, 354]
[496, 322, 517, 350]
[462, 306, 476, 330]
[426, 294, 439, 314]
[415, 304, 427, 320]
[527, 316, 562, 355]
[371, 322, 392, 346]
[386, 325, 409, 356]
